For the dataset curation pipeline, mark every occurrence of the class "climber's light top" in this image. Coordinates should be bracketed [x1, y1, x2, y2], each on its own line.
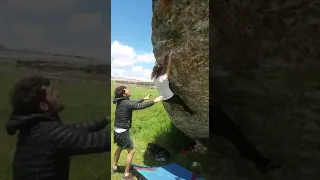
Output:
[153, 75, 174, 100]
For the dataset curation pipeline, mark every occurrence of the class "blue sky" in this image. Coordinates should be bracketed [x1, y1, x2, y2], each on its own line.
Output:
[111, 0, 155, 81]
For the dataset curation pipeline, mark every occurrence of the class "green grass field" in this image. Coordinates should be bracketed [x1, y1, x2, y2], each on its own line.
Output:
[0, 74, 209, 180]
[0, 74, 110, 180]
[110, 84, 210, 180]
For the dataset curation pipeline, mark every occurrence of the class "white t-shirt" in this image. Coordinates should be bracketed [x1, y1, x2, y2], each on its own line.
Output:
[153, 74, 174, 100]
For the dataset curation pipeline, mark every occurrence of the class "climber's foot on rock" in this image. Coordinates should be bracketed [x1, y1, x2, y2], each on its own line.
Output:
[257, 161, 281, 174]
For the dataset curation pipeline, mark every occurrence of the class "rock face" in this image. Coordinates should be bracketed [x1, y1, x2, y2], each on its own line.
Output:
[151, 0, 209, 138]
[211, 0, 320, 179]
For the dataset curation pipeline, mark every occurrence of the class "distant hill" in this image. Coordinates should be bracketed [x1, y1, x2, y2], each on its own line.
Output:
[0, 45, 109, 64]
[0, 47, 110, 74]
[111, 77, 154, 88]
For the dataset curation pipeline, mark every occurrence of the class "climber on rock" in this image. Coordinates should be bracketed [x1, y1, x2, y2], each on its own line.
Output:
[151, 50, 197, 116]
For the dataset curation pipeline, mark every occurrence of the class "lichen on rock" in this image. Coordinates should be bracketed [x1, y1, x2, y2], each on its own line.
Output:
[151, 0, 209, 138]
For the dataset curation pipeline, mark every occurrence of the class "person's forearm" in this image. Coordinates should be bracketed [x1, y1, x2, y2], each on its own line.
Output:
[65, 117, 110, 132]
[127, 100, 154, 110]
[166, 52, 173, 72]
[67, 130, 111, 155]
[43, 121, 111, 155]
[132, 98, 145, 103]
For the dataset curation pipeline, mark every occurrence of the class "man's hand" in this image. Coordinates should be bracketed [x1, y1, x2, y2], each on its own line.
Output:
[153, 96, 163, 102]
[144, 94, 152, 100]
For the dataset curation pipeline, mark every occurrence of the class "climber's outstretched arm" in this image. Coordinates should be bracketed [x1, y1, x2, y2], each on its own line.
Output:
[164, 51, 173, 78]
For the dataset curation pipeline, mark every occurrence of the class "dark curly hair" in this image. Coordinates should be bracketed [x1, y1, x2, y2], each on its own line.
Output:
[151, 64, 164, 80]
[114, 85, 126, 98]
[10, 75, 50, 115]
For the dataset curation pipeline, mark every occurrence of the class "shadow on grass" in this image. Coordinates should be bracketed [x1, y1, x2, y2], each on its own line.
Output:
[141, 122, 212, 178]
[140, 121, 259, 179]
[142, 122, 193, 163]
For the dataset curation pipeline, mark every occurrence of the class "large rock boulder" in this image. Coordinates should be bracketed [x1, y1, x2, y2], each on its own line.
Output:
[211, 0, 320, 179]
[151, 0, 209, 138]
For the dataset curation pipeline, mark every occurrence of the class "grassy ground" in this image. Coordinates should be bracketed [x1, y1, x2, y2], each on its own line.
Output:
[108, 85, 284, 180]
[110, 83, 210, 180]
[0, 73, 110, 180]
[0, 73, 210, 180]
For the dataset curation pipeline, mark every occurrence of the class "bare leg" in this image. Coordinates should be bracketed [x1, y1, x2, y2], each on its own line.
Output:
[113, 147, 123, 168]
[124, 148, 136, 176]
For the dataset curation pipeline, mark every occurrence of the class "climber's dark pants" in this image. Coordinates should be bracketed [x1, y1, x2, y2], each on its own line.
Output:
[164, 94, 194, 114]
[210, 106, 270, 167]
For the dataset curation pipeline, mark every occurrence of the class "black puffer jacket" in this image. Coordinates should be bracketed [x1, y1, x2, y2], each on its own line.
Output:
[6, 113, 111, 180]
[113, 97, 154, 129]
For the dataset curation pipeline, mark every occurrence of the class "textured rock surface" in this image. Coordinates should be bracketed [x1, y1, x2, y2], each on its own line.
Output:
[211, 0, 320, 179]
[151, 0, 209, 138]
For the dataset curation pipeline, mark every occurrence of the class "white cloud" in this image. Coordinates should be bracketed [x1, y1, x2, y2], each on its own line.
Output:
[132, 66, 143, 72]
[111, 41, 155, 67]
[112, 66, 153, 82]
[111, 41, 155, 81]
[112, 68, 127, 77]
[136, 53, 156, 63]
